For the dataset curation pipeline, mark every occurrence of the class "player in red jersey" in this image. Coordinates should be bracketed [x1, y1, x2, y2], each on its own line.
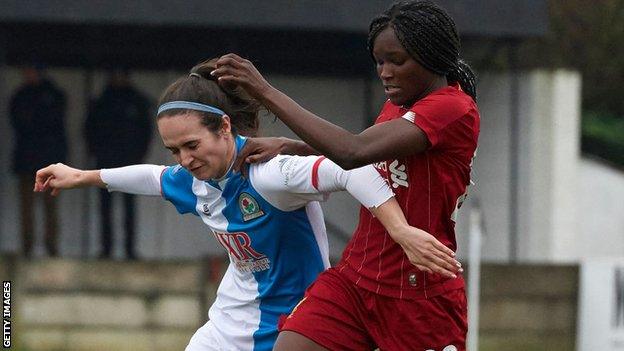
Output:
[213, 1, 479, 349]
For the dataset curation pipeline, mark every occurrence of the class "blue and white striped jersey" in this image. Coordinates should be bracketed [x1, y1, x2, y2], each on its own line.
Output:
[101, 135, 393, 351]
[163, 136, 328, 350]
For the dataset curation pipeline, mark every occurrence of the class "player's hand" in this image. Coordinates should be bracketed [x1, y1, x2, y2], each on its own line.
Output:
[234, 137, 285, 176]
[34, 163, 84, 196]
[212, 53, 272, 100]
[391, 226, 462, 278]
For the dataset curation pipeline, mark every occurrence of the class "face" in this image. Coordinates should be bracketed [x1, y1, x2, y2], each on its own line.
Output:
[372, 26, 438, 106]
[22, 67, 41, 84]
[158, 112, 234, 180]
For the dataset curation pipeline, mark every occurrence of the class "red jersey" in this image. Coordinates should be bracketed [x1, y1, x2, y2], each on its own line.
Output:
[336, 83, 480, 299]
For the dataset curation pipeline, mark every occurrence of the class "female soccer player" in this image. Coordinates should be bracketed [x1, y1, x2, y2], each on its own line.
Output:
[213, 1, 480, 350]
[34, 58, 460, 351]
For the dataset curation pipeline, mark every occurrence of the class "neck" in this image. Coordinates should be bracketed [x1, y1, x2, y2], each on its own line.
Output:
[215, 136, 238, 181]
[404, 75, 448, 108]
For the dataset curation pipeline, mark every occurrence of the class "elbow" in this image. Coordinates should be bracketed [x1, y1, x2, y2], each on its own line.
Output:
[331, 147, 370, 170]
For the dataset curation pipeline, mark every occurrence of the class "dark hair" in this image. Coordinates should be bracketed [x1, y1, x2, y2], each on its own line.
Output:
[368, 0, 477, 100]
[157, 58, 260, 137]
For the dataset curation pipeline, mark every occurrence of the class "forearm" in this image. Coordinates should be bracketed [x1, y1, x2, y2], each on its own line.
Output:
[369, 198, 411, 240]
[35, 164, 106, 193]
[214, 54, 427, 168]
[261, 87, 364, 168]
[77, 170, 107, 188]
[279, 137, 320, 156]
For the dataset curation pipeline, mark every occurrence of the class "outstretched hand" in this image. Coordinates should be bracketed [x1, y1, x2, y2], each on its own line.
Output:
[213, 54, 272, 100]
[34, 163, 98, 196]
[392, 226, 462, 278]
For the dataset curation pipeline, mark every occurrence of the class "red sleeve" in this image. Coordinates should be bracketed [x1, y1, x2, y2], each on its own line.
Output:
[410, 89, 474, 150]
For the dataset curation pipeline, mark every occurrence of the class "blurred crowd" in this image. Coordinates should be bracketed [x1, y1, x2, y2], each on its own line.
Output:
[9, 65, 152, 260]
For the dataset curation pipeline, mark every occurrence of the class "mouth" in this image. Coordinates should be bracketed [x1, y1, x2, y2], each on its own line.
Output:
[384, 85, 401, 95]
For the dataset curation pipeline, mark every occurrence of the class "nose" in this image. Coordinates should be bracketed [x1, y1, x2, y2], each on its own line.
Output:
[179, 150, 194, 168]
[378, 63, 393, 80]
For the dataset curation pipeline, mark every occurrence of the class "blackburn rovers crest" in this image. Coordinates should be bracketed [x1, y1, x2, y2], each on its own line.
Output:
[239, 192, 264, 221]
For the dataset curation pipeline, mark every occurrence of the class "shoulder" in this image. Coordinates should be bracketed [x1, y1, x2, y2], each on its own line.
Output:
[250, 155, 322, 191]
[43, 80, 65, 96]
[249, 155, 297, 189]
[410, 85, 476, 121]
[11, 86, 31, 100]
[376, 100, 403, 122]
[406, 85, 479, 148]
[161, 165, 193, 187]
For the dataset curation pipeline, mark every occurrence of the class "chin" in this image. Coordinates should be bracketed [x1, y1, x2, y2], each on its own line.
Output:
[388, 96, 405, 106]
[191, 170, 209, 180]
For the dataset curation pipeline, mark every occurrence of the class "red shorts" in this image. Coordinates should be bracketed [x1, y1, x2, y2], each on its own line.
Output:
[279, 268, 467, 351]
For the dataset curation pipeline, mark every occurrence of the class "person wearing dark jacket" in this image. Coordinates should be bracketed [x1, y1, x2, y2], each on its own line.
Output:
[10, 66, 67, 257]
[85, 69, 152, 260]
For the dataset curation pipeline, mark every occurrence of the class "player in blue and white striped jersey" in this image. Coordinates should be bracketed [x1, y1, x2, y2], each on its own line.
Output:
[34, 59, 460, 351]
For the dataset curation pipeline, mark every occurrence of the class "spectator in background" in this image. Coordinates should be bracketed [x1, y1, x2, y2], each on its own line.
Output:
[85, 69, 152, 260]
[10, 64, 67, 258]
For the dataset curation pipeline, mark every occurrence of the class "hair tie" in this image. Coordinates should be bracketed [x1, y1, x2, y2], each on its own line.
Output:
[189, 72, 202, 78]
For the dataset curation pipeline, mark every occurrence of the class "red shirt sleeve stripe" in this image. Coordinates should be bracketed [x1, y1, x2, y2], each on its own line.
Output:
[311, 156, 327, 190]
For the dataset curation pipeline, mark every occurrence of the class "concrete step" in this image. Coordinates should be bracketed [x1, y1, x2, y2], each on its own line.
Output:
[20, 292, 203, 329]
[480, 296, 576, 332]
[18, 327, 195, 351]
[15, 258, 225, 294]
[479, 264, 578, 297]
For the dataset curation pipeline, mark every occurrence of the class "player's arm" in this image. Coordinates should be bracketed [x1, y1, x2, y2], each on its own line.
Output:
[370, 199, 461, 278]
[214, 54, 428, 170]
[34, 163, 105, 196]
[313, 158, 461, 278]
[233, 137, 318, 173]
[35, 163, 164, 197]
[255, 156, 461, 277]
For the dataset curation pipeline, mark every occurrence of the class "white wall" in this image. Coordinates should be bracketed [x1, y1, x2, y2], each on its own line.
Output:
[578, 158, 624, 258]
[456, 70, 583, 263]
[519, 70, 582, 262]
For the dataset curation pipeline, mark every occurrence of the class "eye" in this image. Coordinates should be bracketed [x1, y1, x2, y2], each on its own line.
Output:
[169, 149, 179, 155]
[387, 56, 405, 66]
[188, 142, 198, 150]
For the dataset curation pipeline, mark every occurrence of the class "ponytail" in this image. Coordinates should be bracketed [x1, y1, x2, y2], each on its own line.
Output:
[447, 59, 477, 100]
[158, 58, 261, 137]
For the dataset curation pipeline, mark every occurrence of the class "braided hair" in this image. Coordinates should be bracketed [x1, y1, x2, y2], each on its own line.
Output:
[368, 0, 477, 100]
[158, 58, 260, 137]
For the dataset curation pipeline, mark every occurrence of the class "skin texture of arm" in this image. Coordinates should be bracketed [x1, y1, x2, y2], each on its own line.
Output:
[233, 137, 318, 173]
[34, 163, 105, 196]
[370, 197, 461, 277]
[214, 54, 429, 170]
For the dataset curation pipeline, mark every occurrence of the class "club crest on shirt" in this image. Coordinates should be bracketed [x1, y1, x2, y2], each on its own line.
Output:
[201, 203, 211, 216]
[239, 192, 264, 221]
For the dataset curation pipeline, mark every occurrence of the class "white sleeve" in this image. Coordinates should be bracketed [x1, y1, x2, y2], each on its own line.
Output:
[314, 157, 394, 209]
[100, 165, 166, 196]
[250, 155, 393, 211]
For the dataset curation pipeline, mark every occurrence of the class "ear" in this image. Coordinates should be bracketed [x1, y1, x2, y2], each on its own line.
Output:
[220, 115, 232, 135]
